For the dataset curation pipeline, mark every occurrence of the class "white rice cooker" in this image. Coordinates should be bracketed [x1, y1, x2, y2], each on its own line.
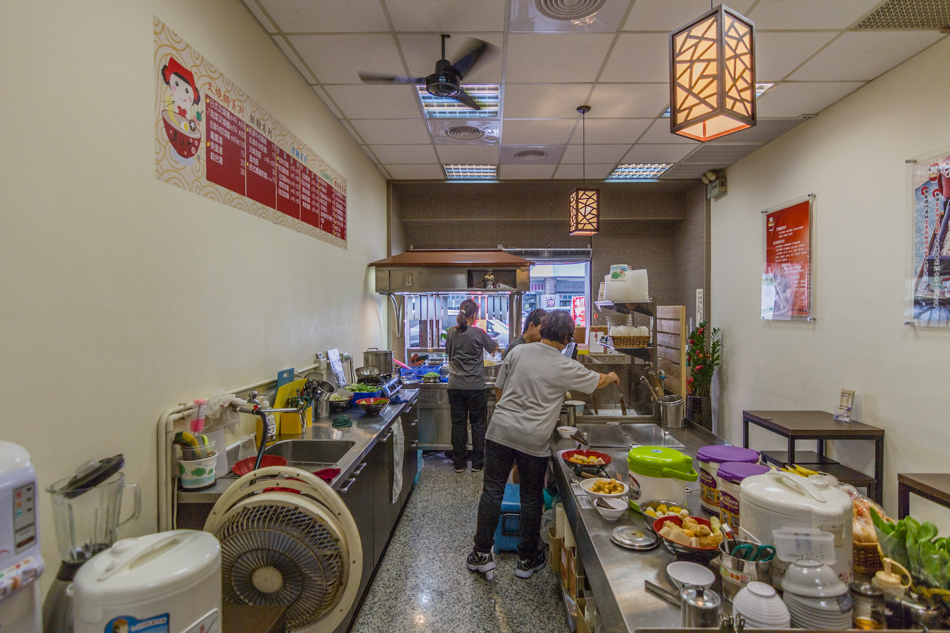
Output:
[739, 471, 853, 584]
[73, 530, 220, 633]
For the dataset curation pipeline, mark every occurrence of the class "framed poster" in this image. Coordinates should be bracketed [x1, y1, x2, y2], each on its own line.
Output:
[761, 195, 814, 321]
[908, 148, 950, 326]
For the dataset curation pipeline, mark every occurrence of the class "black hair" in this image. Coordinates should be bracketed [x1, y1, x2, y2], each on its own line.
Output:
[539, 311, 575, 345]
[456, 299, 479, 332]
[522, 308, 548, 334]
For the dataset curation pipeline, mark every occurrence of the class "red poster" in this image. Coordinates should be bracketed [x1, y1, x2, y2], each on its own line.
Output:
[205, 98, 246, 195]
[331, 187, 347, 240]
[572, 296, 586, 327]
[246, 127, 275, 208]
[763, 199, 811, 319]
[299, 168, 320, 228]
[317, 178, 333, 234]
[275, 148, 300, 219]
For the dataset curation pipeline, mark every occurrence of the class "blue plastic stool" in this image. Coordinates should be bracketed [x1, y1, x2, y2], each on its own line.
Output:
[493, 483, 521, 554]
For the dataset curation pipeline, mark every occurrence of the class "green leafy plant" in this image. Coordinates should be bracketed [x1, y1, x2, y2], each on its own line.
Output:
[685, 321, 721, 397]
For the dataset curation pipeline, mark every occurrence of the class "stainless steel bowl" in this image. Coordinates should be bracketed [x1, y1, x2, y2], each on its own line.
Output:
[356, 366, 380, 379]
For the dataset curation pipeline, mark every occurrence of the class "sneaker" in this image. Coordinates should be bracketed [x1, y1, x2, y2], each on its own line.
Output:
[466, 550, 496, 573]
[515, 552, 546, 579]
[454, 462, 465, 473]
[471, 463, 483, 472]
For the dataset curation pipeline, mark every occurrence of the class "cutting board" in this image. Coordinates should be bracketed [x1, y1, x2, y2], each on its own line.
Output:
[273, 378, 306, 433]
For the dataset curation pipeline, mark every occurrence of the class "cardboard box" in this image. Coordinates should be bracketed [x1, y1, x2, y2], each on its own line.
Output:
[561, 541, 584, 601]
[548, 526, 562, 575]
[560, 541, 570, 587]
[575, 598, 591, 633]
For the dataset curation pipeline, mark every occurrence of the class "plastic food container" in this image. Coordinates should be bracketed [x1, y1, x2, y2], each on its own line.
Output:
[696, 445, 760, 514]
[717, 461, 771, 531]
[178, 452, 217, 489]
[627, 446, 697, 506]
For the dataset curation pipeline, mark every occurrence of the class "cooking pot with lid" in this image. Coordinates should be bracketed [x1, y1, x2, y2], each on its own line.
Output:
[363, 348, 393, 375]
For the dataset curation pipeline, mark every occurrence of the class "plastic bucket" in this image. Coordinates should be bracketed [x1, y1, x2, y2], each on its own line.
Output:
[658, 395, 685, 428]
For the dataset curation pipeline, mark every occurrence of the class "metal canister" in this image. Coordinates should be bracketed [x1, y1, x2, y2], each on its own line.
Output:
[658, 395, 685, 428]
[363, 348, 394, 375]
[680, 585, 721, 627]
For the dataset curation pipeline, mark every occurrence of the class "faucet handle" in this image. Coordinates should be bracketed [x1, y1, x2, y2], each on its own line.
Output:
[247, 390, 260, 406]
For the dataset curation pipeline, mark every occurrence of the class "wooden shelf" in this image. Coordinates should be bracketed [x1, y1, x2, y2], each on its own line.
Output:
[594, 300, 654, 318]
[600, 340, 652, 361]
[760, 450, 876, 486]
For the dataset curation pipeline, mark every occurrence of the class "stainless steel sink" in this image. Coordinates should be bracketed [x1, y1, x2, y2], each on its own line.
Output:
[264, 440, 356, 470]
[576, 423, 684, 449]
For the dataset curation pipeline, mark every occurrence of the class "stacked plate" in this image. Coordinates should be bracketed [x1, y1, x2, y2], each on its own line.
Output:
[610, 525, 658, 550]
[732, 582, 791, 629]
[783, 591, 853, 629]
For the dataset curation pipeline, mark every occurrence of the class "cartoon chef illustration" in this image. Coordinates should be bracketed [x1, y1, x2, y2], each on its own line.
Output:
[160, 56, 202, 164]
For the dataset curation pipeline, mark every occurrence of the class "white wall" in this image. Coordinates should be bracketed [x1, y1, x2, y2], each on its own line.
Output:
[0, 0, 388, 587]
[712, 37, 950, 527]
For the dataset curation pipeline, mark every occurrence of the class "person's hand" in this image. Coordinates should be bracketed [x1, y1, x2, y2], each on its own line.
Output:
[607, 371, 620, 386]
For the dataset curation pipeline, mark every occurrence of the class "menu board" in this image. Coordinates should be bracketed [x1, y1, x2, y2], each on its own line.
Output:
[761, 197, 813, 321]
[154, 18, 347, 247]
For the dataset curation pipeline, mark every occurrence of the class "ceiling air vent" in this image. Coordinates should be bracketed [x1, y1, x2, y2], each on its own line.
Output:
[851, 0, 950, 30]
[536, 0, 607, 20]
[445, 125, 486, 141]
[514, 149, 549, 161]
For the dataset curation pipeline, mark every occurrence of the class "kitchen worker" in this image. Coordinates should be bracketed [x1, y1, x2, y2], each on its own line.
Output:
[502, 308, 546, 360]
[467, 310, 619, 578]
[446, 299, 499, 473]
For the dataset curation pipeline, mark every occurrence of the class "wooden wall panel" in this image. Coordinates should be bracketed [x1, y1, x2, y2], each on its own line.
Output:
[657, 305, 686, 395]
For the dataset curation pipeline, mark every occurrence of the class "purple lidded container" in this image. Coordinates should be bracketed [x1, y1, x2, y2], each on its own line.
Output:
[696, 445, 760, 514]
[717, 461, 772, 531]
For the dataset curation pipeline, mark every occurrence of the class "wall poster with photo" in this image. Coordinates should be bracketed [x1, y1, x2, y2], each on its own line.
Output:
[761, 195, 814, 321]
[908, 148, 950, 327]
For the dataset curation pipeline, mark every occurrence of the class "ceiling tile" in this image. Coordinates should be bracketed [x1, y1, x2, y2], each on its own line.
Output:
[789, 31, 944, 81]
[242, 1, 278, 33]
[386, 164, 446, 180]
[259, 0, 390, 32]
[756, 81, 865, 118]
[568, 119, 652, 144]
[398, 33, 504, 84]
[588, 83, 669, 118]
[682, 144, 762, 165]
[499, 164, 557, 179]
[369, 144, 439, 164]
[747, 0, 882, 29]
[506, 34, 615, 83]
[623, 0, 756, 31]
[387, 0, 506, 32]
[435, 145, 500, 163]
[499, 145, 566, 165]
[622, 143, 697, 163]
[324, 85, 421, 119]
[755, 31, 839, 82]
[600, 34, 670, 83]
[342, 121, 363, 144]
[562, 144, 631, 163]
[638, 119, 699, 144]
[663, 162, 727, 179]
[553, 164, 615, 179]
[275, 37, 317, 83]
[311, 86, 343, 119]
[350, 119, 433, 145]
[288, 34, 404, 84]
[501, 119, 577, 145]
[503, 84, 593, 119]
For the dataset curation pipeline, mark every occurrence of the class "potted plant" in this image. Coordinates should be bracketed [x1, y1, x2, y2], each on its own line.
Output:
[685, 321, 721, 430]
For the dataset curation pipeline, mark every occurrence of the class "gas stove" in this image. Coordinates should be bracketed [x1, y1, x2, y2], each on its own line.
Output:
[379, 375, 402, 398]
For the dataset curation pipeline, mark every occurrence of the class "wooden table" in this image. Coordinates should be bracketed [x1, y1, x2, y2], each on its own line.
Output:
[897, 473, 950, 519]
[742, 410, 885, 503]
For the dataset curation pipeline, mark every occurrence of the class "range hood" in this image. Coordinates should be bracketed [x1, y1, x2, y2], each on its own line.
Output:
[371, 249, 531, 294]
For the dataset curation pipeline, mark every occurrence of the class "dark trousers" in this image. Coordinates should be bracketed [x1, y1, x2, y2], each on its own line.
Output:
[448, 388, 487, 468]
[473, 440, 548, 559]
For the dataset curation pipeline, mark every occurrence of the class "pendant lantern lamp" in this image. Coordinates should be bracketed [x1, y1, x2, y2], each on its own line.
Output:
[670, 4, 756, 142]
[569, 105, 599, 237]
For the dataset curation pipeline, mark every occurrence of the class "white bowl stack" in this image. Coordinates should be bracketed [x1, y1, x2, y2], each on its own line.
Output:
[732, 582, 791, 629]
[781, 558, 852, 629]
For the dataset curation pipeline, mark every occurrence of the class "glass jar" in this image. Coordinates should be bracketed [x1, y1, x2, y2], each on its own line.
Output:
[850, 580, 885, 630]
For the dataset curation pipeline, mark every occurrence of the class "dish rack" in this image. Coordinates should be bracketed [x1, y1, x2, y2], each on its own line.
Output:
[156, 358, 323, 531]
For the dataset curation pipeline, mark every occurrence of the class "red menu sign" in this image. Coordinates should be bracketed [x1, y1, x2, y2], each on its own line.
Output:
[331, 186, 347, 240]
[276, 148, 300, 219]
[763, 199, 811, 319]
[205, 98, 246, 196]
[317, 179, 333, 234]
[246, 127, 276, 208]
[299, 168, 320, 228]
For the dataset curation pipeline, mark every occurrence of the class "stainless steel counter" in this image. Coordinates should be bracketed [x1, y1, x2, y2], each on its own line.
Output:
[410, 381, 497, 449]
[551, 420, 725, 633]
[178, 390, 418, 504]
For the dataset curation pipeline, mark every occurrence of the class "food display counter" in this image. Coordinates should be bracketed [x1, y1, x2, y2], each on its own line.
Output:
[412, 381, 496, 450]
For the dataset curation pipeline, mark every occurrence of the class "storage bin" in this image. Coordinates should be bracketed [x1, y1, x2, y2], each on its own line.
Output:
[493, 483, 521, 553]
[696, 445, 760, 514]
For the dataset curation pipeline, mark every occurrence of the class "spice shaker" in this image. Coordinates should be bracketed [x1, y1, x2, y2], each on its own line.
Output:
[681, 585, 721, 628]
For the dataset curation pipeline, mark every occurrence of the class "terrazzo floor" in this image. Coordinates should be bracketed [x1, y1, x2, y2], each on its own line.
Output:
[350, 453, 571, 633]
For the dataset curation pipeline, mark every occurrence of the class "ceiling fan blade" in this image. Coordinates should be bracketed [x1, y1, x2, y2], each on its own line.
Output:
[451, 88, 481, 111]
[450, 39, 493, 80]
[358, 72, 424, 85]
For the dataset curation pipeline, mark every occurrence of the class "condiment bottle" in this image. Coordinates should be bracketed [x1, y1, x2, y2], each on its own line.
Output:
[850, 580, 885, 629]
[871, 558, 909, 629]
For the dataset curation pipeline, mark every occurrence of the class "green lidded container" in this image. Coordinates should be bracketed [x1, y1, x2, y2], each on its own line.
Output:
[626, 446, 697, 506]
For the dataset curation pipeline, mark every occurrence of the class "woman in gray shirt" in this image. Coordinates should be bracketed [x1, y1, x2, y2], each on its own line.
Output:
[446, 299, 499, 473]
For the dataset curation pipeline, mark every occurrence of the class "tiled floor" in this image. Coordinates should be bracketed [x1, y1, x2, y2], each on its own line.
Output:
[350, 454, 570, 633]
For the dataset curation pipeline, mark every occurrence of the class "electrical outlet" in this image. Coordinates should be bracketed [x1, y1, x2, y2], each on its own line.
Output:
[406, 272, 413, 287]
[696, 289, 704, 323]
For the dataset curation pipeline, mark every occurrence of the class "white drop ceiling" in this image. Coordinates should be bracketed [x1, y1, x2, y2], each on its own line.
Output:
[241, 0, 948, 181]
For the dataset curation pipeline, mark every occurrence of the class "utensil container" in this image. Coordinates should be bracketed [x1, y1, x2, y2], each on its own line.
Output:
[178, 452, 217, 490]
[719, 539, 773, 601]
[657, 395, 685, 428]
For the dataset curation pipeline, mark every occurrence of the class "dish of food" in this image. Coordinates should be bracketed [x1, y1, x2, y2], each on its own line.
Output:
[561, 449, 611, 466]
[580, 478, 627, 498]
[653, 515, 724, 554]
[642, 502, 690, 520]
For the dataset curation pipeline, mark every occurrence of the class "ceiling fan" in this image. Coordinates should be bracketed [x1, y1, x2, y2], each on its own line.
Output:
[358, 33, 494, 110]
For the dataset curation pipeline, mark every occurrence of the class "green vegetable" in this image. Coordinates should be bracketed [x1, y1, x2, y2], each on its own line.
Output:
[346, 383, 380, 393]
[871, 507, 892, 535]
[423, 372, 441, 378]
[918, 521, 939, 544]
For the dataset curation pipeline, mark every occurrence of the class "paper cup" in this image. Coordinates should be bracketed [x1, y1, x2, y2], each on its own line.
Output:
[178, 452, 217, 490]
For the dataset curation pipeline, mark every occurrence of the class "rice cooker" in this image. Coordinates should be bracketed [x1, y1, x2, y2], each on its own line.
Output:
[627, 446, 697, 507]
[73, 530, 220, 633]
[740, 471, 853, 585]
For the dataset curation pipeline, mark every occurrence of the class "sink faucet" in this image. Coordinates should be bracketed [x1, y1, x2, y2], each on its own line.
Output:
[233, 390, 309, 471]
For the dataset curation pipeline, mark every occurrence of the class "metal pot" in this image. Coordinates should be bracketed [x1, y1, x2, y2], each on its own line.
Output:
[658, 395, 685, 429]
[363, 348, 393, 375]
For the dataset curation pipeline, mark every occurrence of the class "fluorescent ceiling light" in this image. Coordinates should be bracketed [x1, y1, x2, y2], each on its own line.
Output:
[444, 164, 497, 180]
[417, 85, 499, 118]
[608, 163, 673, 180]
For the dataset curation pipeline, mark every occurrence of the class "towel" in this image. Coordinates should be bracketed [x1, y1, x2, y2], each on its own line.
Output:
[204, 388, 241, 431]
[332, 415, 352, 428]
[391, 421, 404, 503]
